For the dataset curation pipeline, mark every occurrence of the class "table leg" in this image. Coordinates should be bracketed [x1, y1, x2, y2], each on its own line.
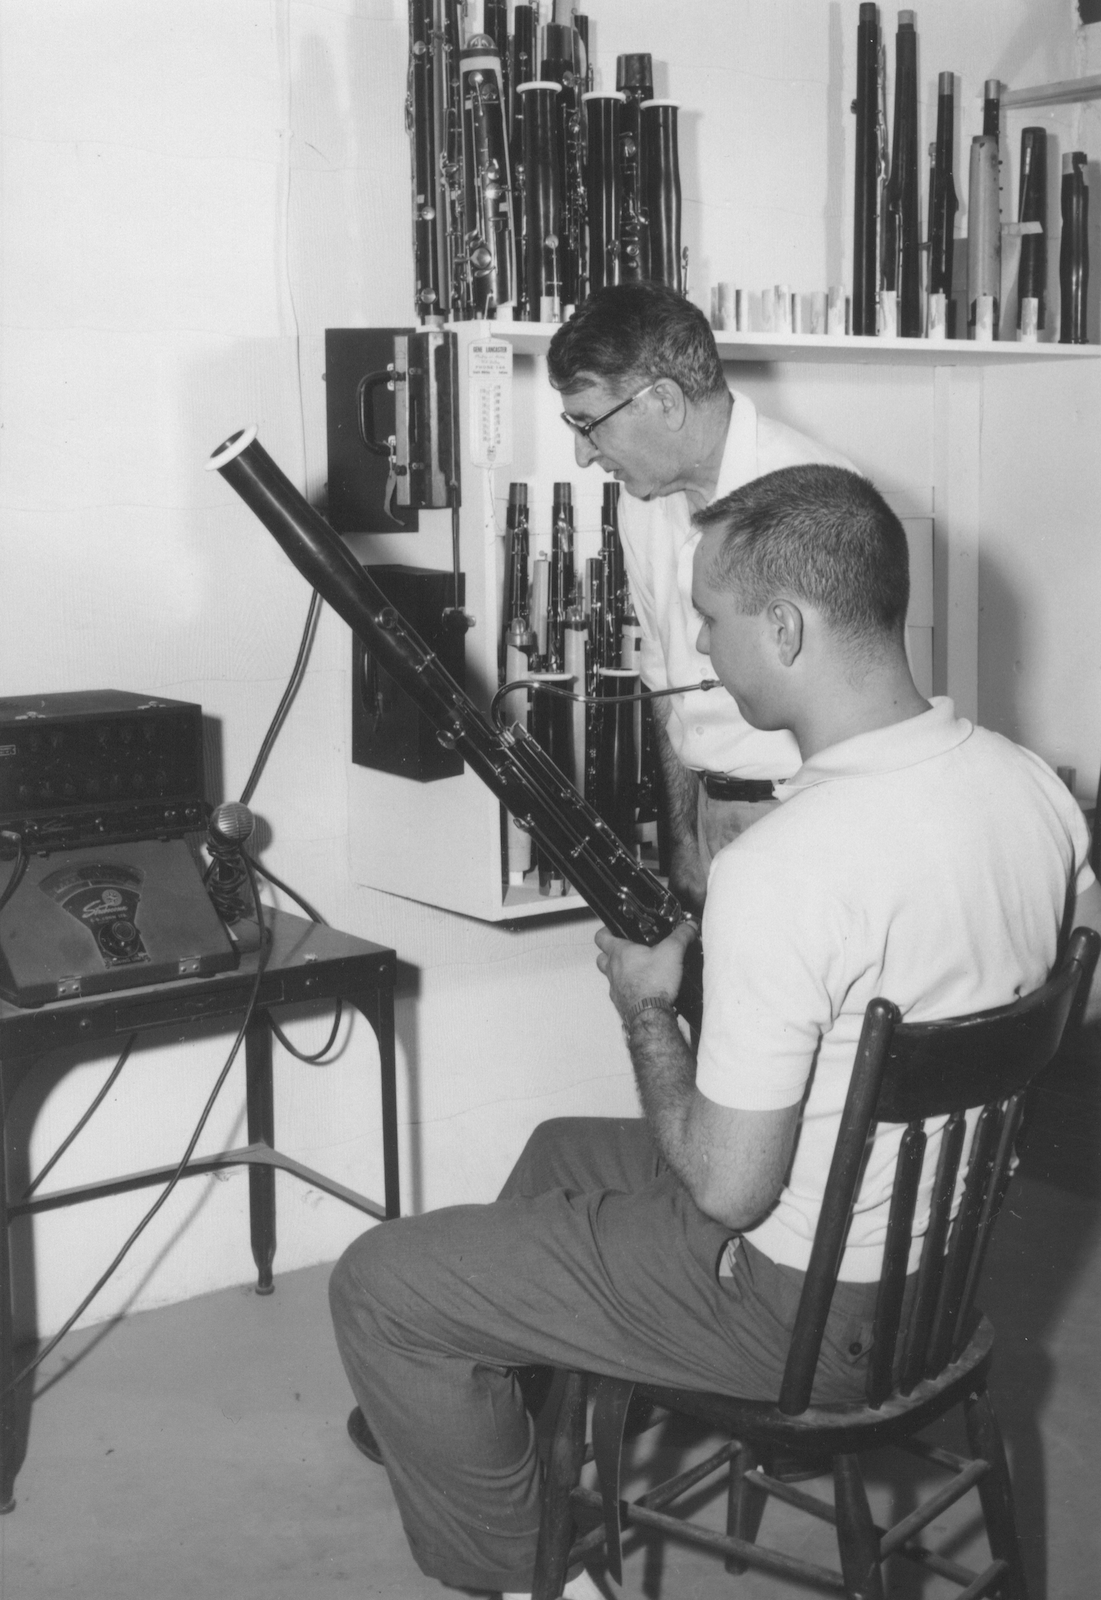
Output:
[0, 1077, 17, 1511]
[245, 1010, 276, 1294]
[351, 979, 399, 1219]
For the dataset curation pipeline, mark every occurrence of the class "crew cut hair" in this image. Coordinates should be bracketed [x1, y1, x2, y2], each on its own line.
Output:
[695, 465, 911, 640]
[547, 283, 728, 404]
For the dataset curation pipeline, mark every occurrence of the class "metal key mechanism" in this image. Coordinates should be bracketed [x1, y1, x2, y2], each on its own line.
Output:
[354, 333, 458, 521]
[382, 434, 403, 525]
[357, 362, 409, 526]
[326, 327, 461, 535]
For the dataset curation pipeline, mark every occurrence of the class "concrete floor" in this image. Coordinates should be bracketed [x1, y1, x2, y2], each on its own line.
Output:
[0, 1158, 1097, 1598]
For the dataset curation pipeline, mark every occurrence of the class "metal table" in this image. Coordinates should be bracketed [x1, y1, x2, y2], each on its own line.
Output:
[0, 908, 398, 1508]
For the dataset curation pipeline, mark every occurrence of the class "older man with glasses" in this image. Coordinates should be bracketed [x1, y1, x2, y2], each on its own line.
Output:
[549, 282, 852, 914]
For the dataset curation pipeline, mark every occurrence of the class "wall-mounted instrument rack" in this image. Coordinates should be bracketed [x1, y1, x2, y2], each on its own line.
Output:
[341, 319, 1087, 925]
[345, 320, 605, 923]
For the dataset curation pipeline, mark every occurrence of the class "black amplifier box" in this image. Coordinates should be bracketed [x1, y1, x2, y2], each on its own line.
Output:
[0, 690, 208, 853]
[351, 565, 465, 782]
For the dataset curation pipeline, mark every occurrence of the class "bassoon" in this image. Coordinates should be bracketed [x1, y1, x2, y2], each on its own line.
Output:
[541, 18, 588, 309]
[616, 53, 652, 283]
[641, 100, 683, 292]
[207, 429, 700, 1022]
[927, 71, 957, 331]
[517, 79, 564, 320]
[548, 481, 577, 674]
[407, 0, 457, 322]
[458, 32, 514, 316]
[882, 11, 921, 337]
[1060, 151, 1089, 345]
[509, 4, 536, 319]
[1016, 127, 1046, 334]
[967, 79, 1001, 339]
[851, 3, 880, 336]
[583, 91, 623, 294]
[967, 131, 1000, 338]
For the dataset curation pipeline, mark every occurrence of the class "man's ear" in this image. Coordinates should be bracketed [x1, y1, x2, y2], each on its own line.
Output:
[768, 598, 804, 667]
[652, 378, 687, 429]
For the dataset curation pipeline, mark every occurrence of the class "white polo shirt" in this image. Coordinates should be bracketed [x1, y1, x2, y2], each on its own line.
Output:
[695, 700, 1094, 1280]
[617, 389, 852, 780]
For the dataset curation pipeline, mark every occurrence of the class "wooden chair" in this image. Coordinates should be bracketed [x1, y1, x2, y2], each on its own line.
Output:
[532, 927, 1100, 1600]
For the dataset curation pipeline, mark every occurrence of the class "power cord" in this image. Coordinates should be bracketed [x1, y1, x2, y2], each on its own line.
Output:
[240, 849, 342, 1062]
[239, 588, 322, 808]
[0, 831, 27, 914]
[23, 1036, 136, 1201]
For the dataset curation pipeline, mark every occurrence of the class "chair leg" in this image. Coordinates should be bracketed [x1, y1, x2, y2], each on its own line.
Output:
[532, 1371, 588, 1600]
[964, 1385, 1030, 1600]
[591, 1377, 639, 1586]
[833, 1454, 885, 1600]
[725, 1441, 767, 1575]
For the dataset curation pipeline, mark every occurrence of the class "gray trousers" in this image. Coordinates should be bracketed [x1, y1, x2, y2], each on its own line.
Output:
[329, 1117, 880, 1593]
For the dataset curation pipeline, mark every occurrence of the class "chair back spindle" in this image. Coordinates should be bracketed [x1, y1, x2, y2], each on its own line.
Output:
[777, 1000, 898, 1415]
[865, 1120, 923, 1406]
[897, 1111, 964, 1394]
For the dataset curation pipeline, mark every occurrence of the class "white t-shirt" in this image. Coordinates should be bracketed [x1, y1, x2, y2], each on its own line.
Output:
[695, 700, 1095, 1280]
[617, 390, 852, 779]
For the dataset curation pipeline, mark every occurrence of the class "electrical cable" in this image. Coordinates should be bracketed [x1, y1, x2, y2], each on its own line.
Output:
[270, 1005, 343, 1065]
[242, 850, 326, 925]
[240, 850, 342, 1063]
[490, 673, 721, 729]
[7, 859, 270, 1398]
[238, 587, 323, 808]
[233, 0, 322, 818]
[0, 832, 28, 915]
[23, 1036, 136, 1200]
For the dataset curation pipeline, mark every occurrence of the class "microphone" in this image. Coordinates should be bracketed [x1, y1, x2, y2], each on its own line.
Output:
[209, 801, 256, 849]
[205, 802, 256, 924]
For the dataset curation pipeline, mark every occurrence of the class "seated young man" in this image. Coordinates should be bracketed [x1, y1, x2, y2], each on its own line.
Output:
[329, 465, 1100, 1600]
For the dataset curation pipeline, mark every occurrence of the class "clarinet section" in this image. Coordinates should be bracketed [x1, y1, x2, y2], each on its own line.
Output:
[407, 0, 686, 327]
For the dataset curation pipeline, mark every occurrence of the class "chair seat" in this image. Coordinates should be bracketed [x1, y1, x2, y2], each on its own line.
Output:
[620, 1314, 995, 1460]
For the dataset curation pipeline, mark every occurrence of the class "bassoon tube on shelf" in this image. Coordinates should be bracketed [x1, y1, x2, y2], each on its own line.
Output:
[927, 71, 957, 339]
[1016, 127, 1046, 338]
[851, 3, 880, 337]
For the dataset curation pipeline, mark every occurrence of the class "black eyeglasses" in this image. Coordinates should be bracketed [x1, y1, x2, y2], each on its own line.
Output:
[560, 383, 655, 441]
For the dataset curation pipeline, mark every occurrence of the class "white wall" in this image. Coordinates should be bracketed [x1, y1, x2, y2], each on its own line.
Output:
[0, 0, 413, 1339]
[977, 26, 1101, 795]
[0, 0, 1095, 1340]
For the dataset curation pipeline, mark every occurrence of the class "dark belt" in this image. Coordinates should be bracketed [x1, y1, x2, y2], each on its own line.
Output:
[699, 772, 777, 802]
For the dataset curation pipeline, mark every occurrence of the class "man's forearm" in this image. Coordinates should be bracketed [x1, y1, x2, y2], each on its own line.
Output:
[599, 922, 798, 1231]
[652, 699, 707, 913]
[625, 1007, 697, 1178]
[625, 1009, 797, 1230]
[652, 697, 698, 843]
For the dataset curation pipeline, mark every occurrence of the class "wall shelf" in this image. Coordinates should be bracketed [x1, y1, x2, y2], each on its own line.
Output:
[1002, 73, 1101, 110]
[469, 321, 1099, 366]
